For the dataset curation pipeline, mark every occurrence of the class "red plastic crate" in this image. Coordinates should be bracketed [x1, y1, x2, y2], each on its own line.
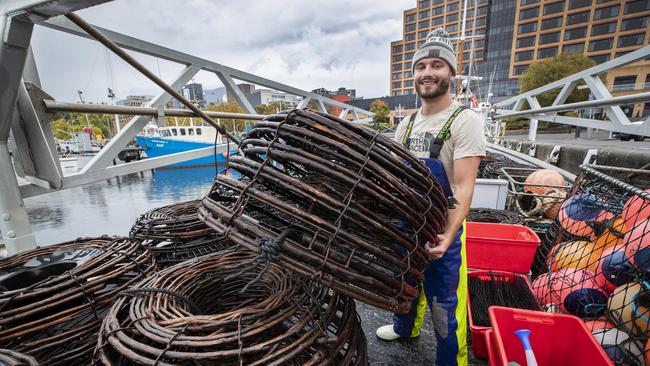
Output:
[488, 306, 613, 366]
[467, 270, 536, 360]
[466, 222, 540, 274]
[485, 330, 497, 366]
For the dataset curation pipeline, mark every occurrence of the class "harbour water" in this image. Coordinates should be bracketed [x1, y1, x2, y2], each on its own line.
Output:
[24, 166, 228, 245]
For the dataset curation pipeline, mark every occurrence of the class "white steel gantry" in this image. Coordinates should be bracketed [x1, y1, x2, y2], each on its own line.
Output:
[0, 1, 374, 255]
[495, 45, 650, 141]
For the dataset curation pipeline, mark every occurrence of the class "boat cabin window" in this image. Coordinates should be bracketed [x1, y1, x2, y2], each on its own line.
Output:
[180, 128, 186, 136]
[171, 129, 178, 136]
[188, 128, 194, 135]
[196, 128, 202, 135]
[161, 130, 171, 137]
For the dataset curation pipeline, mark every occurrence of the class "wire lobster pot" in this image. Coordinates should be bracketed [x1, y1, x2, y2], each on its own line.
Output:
[199, 109, 448, 313]
[0, 237, 155, 365]
[0, 349, 38, 366]
[95, 248, 367, 365]
[130, 200, 233, 266]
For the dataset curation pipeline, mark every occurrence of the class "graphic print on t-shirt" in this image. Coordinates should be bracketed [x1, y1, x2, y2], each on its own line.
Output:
[406, 131, 436, 157]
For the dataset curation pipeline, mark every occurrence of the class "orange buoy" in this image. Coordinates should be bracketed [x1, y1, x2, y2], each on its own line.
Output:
[546, 240, 604, 272]
[593, 217, 628, 249]
[621, 189, 650, 229]
[524, 169, 566, 195]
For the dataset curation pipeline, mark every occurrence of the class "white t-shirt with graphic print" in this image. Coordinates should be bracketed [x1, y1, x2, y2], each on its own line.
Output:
[394, 102, 486, 193]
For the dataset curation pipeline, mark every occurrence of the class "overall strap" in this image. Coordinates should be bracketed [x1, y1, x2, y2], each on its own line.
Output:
[429, 105, 466, 158]
[401, 109, 419, 146]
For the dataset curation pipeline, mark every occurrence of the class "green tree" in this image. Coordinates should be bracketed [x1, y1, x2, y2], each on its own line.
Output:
[254, 102, 284, 115]
[204, 101, 247, 133]
[51, 118, 74, 140]
[51, 113, 112, 140]
[369, 100, 391, 130]
[519, 53, 597, 107]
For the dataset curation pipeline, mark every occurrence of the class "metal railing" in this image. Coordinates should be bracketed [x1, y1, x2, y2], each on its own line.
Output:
[494, 45, 650, 141]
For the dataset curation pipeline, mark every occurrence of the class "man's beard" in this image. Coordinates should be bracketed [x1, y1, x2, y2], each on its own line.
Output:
[416, 77, 450, 100]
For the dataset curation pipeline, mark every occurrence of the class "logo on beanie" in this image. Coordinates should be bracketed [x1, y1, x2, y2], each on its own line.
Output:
[425, 28, 454, 51]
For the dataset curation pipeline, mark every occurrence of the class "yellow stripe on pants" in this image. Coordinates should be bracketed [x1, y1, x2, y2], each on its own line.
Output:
[455, 221, 468, 366]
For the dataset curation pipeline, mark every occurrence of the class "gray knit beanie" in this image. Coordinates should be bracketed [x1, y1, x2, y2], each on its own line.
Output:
[411, 28, 457, 75]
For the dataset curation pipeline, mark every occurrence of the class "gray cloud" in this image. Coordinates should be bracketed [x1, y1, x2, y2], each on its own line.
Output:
[30, 0, 411, 104]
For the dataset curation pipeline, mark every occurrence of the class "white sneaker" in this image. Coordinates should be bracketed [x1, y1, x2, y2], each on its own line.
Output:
[376, 324, 402, 341]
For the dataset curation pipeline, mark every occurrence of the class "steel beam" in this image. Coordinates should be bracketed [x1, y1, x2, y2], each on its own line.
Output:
[16, 82, 62, 188]
[2, 1, 111, 20]
[583, 75, 629, 126]
[40, 17, 373, 118]
[496, 45, 650, 107]
[65, 12, 239, 144]
[44, 100, 266, 120]
[0, 13, 33, 141]
[525, 97, 541, 141]
[496, 91, 650, 118]
[316, 100, 327, 113]
[80, 65, 200, 173]
[297, 97, 311, 109]
[551, 80, 578, 106]
[0, 142, 36, 255]
[0, 9, 35, 253]
[215, 71, 256, 114]
[523, 114, 650, 136]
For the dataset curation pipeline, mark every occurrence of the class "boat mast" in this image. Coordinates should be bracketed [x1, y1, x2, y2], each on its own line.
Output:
[465, 0, 479, 106]
[456, 0, 469, 96]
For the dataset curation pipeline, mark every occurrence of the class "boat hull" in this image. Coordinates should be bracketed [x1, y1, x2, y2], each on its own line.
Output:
[135, 136, 231, 167]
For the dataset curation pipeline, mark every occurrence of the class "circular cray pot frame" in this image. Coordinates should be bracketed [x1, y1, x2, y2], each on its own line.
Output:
[0, 237, 155, 365]
[95, 248, 367, 365]
[0, 349, 38, 365]
[198, 109, 448, 313]
[130, 200, 234, 266]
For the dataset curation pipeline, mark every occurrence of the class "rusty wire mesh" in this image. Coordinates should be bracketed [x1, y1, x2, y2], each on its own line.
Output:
[531, 164, 650, 365]
[95, 248, 367, 365]
[478, 152, 532, 179]
[467, 208, 527, 226]
[0, 349, 38, 365]
[198, 109, 448, 313]
[0, 237, 155, 365]
[130, 200, 234, 266]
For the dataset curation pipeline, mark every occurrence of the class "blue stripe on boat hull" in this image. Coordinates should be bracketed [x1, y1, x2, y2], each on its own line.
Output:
[135, 136, 231, 167]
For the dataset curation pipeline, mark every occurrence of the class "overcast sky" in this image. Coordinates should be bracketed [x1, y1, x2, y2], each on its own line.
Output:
[30, 0, 412, 104]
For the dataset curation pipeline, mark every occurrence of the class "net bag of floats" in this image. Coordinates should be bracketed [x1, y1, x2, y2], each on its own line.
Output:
[198, 109, 448, 313]
[95, 248, 367, 365]
[0, 237, 155, 365]
[531, 164, 650, 365]
[130, 199, 233, 267]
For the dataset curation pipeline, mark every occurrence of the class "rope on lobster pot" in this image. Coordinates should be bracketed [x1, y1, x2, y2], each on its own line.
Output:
[0, 236, 156, 366]
[130, 200, 234, 267]
[223, 232, 283, 294]
[199, 109, 449, 314]
[94, 248, 368, 366]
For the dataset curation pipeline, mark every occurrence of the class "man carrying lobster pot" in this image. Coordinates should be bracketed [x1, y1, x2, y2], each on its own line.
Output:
[376, 28, 485, 366]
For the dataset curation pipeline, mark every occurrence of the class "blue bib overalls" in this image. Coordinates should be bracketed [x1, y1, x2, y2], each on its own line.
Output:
[394, 107, 468, 366]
